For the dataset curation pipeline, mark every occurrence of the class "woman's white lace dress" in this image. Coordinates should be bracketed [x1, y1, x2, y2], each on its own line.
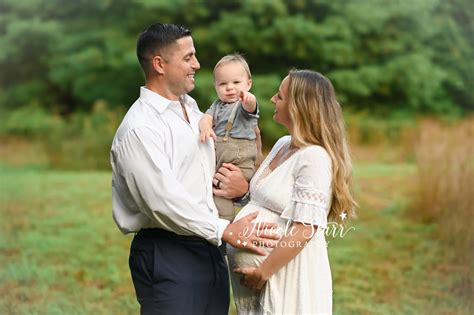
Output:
[227, 136, 333, 315]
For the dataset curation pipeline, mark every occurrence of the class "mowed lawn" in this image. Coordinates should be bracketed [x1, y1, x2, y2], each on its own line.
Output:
[0, 163, 470, 314]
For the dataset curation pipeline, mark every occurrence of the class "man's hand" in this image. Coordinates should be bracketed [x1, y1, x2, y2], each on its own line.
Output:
[213, 163, 248, 199]
[222, 212, 279, 256]
[240, 91, 257, 113]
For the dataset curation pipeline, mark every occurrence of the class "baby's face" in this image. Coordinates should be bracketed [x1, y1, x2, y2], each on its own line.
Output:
[214, 62, 252, 103]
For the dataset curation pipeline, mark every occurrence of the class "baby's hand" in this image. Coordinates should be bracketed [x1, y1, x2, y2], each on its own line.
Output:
[200, 128, 217, 143]
[239, 91, 257, 108]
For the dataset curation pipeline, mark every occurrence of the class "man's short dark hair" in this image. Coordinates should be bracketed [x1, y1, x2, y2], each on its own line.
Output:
[136, 23, 191, 75]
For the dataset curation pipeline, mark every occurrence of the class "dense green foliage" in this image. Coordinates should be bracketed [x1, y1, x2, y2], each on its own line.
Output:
[0, 0, 472, 117]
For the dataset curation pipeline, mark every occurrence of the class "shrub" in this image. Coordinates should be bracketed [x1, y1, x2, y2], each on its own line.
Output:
[42, 101, 125, 170]
[411, 118, 474, 261]
[1, 104, 55, 136]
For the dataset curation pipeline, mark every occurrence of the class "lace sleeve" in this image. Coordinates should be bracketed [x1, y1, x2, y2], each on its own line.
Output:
[280, 146, 332, 228]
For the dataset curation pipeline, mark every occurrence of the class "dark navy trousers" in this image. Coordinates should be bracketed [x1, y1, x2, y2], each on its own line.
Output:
[129, 228, 230, 315]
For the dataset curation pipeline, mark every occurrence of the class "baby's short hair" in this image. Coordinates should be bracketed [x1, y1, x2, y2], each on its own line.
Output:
[213, 53, 252, 79]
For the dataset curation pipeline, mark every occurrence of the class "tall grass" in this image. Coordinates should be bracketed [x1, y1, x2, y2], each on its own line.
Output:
[345, 111, 418, 163]
[412, 118, 474, 261]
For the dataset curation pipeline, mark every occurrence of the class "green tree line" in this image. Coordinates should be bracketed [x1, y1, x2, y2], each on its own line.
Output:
[0, 0, 472, 116]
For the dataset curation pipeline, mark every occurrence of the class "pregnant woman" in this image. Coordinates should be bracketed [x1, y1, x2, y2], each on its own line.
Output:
[227, 69, 357, 314]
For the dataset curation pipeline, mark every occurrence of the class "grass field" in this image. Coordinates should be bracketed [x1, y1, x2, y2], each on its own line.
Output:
[0, 160, 471, 314]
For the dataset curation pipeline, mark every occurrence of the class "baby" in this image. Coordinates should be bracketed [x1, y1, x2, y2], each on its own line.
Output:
[199, 54, 259, 221]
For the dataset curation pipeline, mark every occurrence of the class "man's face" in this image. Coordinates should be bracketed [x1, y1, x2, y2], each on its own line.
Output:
[161, 36, 200, 99]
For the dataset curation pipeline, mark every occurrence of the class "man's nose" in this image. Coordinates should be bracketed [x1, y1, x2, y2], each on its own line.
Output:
[192, 56, 200, 70]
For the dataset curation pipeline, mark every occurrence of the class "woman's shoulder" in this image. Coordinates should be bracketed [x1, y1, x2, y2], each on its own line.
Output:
[292, 145, 332, 180]
[298, 144, 331, 166]
[275, 135, 291, 146]
[267, 135, 291, 153]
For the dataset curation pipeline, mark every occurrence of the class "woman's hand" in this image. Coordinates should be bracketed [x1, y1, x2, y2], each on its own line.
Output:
[234, 266, 269, 291]
[235, 222, 317, 290]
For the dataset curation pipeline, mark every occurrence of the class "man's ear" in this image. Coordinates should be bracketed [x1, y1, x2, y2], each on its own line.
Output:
[152, 55, 166, 75]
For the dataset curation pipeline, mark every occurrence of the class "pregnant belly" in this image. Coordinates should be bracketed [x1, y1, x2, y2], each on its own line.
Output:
[227, 203, 287, 269]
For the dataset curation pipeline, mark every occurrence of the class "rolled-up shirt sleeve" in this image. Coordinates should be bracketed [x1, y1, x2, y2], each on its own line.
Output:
[240, 102, 259, 118]
[113, 126, 228, 246]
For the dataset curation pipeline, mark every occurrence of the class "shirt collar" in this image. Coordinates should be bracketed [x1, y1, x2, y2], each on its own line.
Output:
[218, 100, 240, 106]
[139, 86, 199, 114]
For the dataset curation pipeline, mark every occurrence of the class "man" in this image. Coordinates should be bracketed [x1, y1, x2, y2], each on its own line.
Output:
[111, 23, 276, 314]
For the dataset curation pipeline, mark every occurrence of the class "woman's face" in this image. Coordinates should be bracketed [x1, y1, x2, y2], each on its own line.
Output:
[270, 76, 293, 130]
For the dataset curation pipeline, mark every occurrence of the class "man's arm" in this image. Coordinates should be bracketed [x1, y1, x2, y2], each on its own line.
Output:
[116, 127, 228, 245]
[116, 127, 278, 253]
[223, 212, 279, 255]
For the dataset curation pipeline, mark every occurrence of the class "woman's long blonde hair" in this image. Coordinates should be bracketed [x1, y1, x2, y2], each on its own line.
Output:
[287, 69, 357, 223]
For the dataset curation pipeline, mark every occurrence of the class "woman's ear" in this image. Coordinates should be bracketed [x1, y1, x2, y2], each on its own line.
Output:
[152, 55, 166, 75]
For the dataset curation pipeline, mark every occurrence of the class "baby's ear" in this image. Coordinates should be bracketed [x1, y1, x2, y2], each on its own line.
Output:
[247, 79, 253, 90]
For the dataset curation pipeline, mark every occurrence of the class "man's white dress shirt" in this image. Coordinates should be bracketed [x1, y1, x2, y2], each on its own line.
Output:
[111, 87, 229, 246]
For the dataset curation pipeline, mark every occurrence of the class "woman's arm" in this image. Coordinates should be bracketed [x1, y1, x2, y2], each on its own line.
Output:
[235, 146, 332, 290]
[255, 126, 264, 167]
[234, 222, 317, 290]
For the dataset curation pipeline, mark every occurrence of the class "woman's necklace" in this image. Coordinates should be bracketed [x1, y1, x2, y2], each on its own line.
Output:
[269, 141, 299, 171]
